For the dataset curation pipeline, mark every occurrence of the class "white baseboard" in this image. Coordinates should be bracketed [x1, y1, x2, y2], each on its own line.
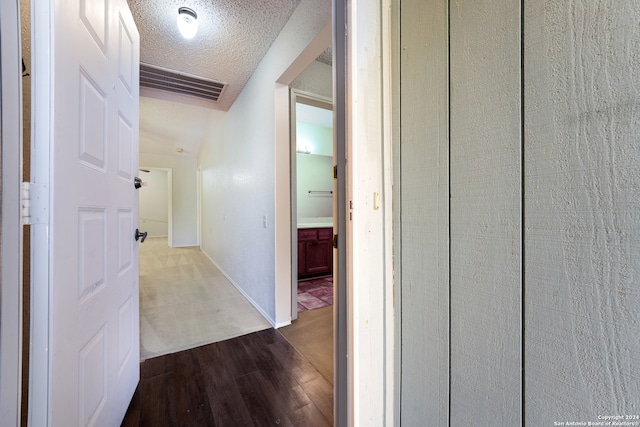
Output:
[199, 248, 276, 328]
[274, 320, 292, 328]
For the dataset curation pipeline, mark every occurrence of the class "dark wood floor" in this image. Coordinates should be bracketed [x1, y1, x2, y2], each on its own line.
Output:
[121, 328, 333, 426]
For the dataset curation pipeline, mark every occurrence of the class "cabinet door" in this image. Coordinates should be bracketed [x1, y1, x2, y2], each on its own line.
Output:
[305, 239, 333, 274]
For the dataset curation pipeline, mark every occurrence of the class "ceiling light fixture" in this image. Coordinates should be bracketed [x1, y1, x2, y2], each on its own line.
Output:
[177, 7, 198, 39]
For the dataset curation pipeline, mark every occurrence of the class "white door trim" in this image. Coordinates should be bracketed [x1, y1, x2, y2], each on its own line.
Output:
[196, 167, 201, 247]
[345, 0, 395, 424]
[273, 20, 332, 328]
[139, 167, 173, 245]
[28, 0, 53, 424]
[289, 90, 333, 321]
[0, 0, 24, 423]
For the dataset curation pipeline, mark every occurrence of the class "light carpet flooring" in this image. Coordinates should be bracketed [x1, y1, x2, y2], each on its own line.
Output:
[139, 237, 271, 360]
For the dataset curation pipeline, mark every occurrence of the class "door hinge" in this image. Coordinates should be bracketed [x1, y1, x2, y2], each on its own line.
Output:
[333, 165, 338, 179]
[333, 234, 338, 249]
[22, 182, 49, 225]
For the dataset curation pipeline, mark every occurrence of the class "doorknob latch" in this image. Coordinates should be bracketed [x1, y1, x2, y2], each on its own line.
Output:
[135, 228, 148, 243]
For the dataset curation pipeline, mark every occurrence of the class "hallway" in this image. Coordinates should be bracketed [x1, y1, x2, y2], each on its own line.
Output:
[139, 238, 271, 359]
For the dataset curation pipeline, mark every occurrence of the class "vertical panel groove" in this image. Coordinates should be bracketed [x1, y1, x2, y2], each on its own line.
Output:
[397, 1, 403, 425]
[520, 0, 526, 424]
[447, 0, 452, 426]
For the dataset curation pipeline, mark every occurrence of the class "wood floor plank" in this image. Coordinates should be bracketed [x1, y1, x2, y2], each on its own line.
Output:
[137, 372, 178, 427]
[218, 333, 258, 379]
[279, 306, 333, 385]
[140, 353, 173, 379]
[195, 344, 256, 426]
[299, 375, 334, 424]
[290, 402, 332, 427]
[172, 350, 215, 426]
[269, 339, 322, 385]
[241, 333, 311, 412]
[235, 370, 295, 427]
[121, 329, 334, 426]
[120, 383, 142, 427]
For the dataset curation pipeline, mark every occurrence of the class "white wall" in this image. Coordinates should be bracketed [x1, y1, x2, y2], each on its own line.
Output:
[198, 0, 331, 324]
[138, 169, 168, 237]
[296, 121, 332, 156]
[139, 152, 197, 247]
[296, 154, 333, 218]
[296, 120, 333, 219]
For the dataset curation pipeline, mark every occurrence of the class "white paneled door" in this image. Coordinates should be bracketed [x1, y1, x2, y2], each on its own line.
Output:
[33, 0, 140, 425]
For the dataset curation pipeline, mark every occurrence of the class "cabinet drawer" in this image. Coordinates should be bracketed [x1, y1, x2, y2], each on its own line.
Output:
[298, 229, 317, 241]
[317, 228, 333, 241]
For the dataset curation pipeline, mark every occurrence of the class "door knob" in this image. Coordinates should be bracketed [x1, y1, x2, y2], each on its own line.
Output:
[135, 228, 148, 243]
[134, 177, 142, 189]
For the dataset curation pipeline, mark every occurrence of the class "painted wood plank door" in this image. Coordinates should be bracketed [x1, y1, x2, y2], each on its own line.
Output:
[398, 0, 450, 425]
[47, 0, 140, 425]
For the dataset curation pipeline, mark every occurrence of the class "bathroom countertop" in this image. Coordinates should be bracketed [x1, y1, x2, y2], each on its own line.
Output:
[297, 217, 333, 229]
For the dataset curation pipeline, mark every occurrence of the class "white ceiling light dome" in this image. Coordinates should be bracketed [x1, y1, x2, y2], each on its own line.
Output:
[177, 7, 198, 39]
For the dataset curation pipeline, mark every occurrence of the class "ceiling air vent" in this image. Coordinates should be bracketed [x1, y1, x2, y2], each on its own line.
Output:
[139, 63, 226, 102]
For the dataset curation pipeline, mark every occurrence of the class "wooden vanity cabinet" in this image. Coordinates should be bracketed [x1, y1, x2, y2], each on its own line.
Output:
[297, 227, 333, 278]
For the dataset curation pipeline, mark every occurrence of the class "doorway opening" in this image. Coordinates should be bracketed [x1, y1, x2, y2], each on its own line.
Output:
[278, 90, 336, 406]
[138, 167, 172, 244]
[290, 92, 334, 319]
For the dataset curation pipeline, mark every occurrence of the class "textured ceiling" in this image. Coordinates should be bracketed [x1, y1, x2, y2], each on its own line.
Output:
[317, 46, 332, 66]
[127, 0, 303, 111]
[130, 0, 331, 160]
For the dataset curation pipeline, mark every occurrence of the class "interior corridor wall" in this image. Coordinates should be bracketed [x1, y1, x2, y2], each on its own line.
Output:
[198, 0, 331, 324]
[398, 0, 640, 424]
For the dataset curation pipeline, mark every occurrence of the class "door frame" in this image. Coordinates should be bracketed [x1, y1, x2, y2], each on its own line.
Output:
[341, 0, 396, 424]
[138, 167, 173, 245]
[289, 90, 333, 321]
[27, 0, 53, 424]
[0, 0, 24, 423]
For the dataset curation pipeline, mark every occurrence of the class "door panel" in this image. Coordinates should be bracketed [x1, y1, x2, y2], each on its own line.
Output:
[49, 0, 140, 425]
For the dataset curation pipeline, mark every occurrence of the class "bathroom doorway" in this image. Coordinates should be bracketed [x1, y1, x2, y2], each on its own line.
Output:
[290, 91, 334, 320]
